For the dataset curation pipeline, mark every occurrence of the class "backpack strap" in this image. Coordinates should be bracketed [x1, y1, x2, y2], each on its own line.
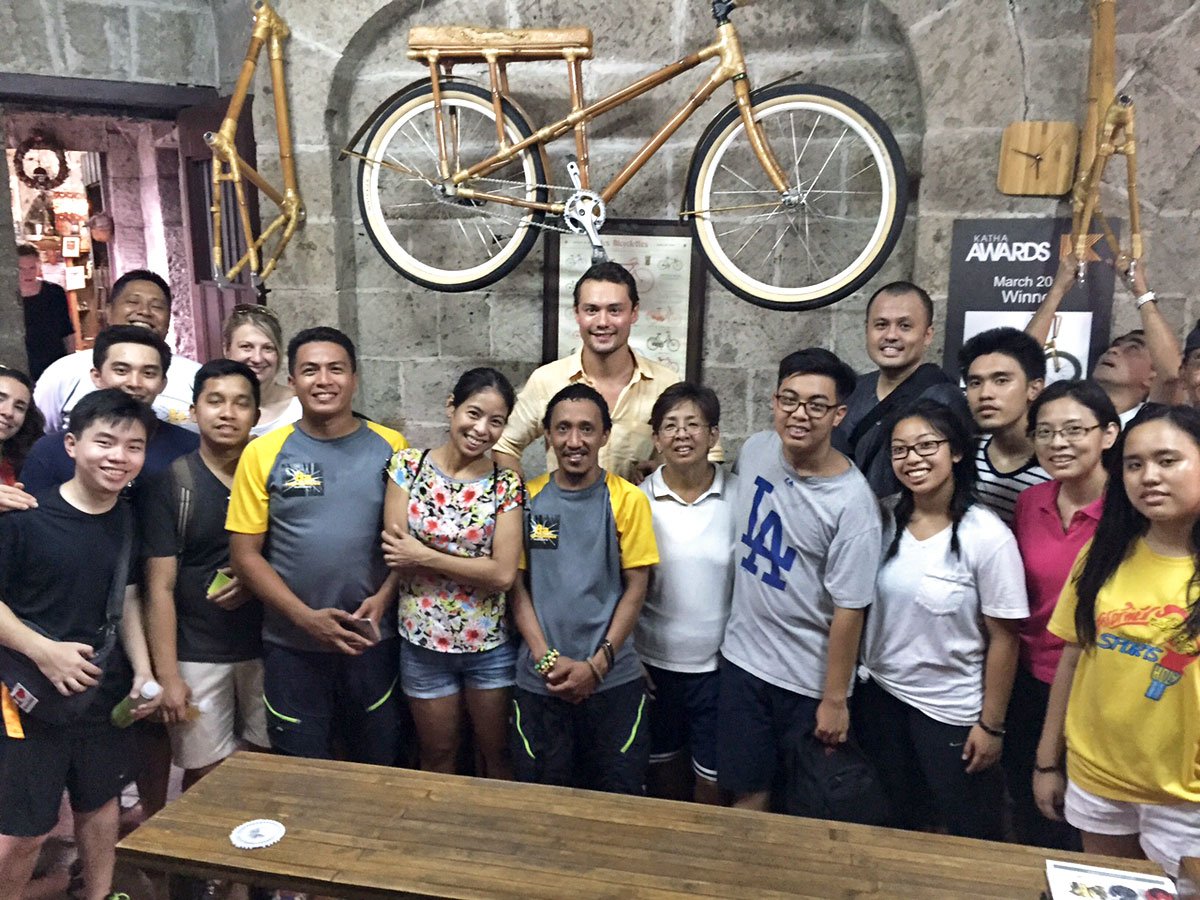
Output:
[170, 454, 197, 556]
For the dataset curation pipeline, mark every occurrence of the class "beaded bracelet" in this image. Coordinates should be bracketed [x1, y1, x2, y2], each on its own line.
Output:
[534, 648, 560, 676]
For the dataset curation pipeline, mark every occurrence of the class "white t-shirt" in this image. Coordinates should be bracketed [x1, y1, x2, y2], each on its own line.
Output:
[635, 465, 737, 673]
[34, 347, 201, 432]
[250, 395, 303, 438]
[861, 502, 1029, 726]
[721, 430, 882, 699]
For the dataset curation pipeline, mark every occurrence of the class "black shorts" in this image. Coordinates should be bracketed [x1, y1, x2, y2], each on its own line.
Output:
[717, 658, 819, 796]
[511, 677, 649, 795]
[262, 638, 402, 765]
[645, 664, 719, 782]
[0, 719, 137, 837]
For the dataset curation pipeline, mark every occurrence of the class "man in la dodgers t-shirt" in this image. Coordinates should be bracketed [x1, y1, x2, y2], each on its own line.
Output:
[719, 348, 882, 812]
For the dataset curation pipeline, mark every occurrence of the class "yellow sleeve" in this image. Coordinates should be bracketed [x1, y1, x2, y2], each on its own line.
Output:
[1047, 541, 1089, 643]
[608, 473, 659, 569]
[366, 421, 408, 452]
[226, 428, 287, 534]
[517, 474, 550, 571]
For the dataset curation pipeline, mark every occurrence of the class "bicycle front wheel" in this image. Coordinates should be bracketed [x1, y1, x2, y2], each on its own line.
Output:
[686, 84, 907, 311]
[357, 81, 547, 292]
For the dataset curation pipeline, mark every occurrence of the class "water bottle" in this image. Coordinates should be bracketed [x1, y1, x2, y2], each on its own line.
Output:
[110, 680, 162, 728]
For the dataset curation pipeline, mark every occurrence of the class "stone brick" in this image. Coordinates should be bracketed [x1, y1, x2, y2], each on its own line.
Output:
[1137, 7, 1200, 120]
[701, 283, 834, 368]
[911, 212, 956, 296]
[1142, 212, 1200, 302]
[703, 365, 750, 436]
[1013, 0, 1089, 43]
[1119, 0, 1196, 37]
[133, 8, 216, 86]
[918, 130, 1060, 217]
[682, 0, 864, 56]
[61, 2, 132, 80]
[1022, 38, 1089, 122]
[254, 146, 334, 231]
[357, 356, 403, 426]
[1114, 73, 1200, 212]
[439, 294, 493, 357]
[269, 222, 345, 291]
[0, 2, 52, 72]
[489, 291, 543, 361]
[885, 0, 966, 31]
[517, 0, 676, 57]
[398, 357, 469, 423]
[356, 289, 440, 359]
[861, 0, 906, 49]
[910, 8, 1023, 130]
[269, 287, 341, 337]
[832, 304, 875, 372]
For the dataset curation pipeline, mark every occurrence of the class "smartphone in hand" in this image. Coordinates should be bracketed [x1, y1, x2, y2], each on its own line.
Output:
[344, 616, 381, 645]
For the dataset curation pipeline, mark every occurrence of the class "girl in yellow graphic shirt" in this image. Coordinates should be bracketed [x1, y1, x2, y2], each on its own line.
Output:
[1035, 405, 1200, 890]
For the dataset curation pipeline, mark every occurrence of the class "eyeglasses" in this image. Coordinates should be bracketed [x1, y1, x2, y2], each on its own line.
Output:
[890, 439, 949, 460]
[1031, 424, 1102, 444]
[658, 422, 710, 437]
[231, 303, 279, 321]
[774, 393, 836, 419]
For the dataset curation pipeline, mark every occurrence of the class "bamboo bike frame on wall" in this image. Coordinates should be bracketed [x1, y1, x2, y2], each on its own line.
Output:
[207, 0, 304, 295]
[1070, 0, 1141, 279]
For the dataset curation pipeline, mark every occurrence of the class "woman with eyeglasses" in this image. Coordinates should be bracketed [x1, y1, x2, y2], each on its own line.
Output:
[854, 398, 1028, 839]
[0, 366, 45, 511]
[1034, 405, 1200, 888]
[221, 303, 300, 437]
[1003, 379, 1120, 850]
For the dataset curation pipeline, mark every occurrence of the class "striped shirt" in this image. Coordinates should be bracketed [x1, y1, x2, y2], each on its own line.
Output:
[973, 438, 1050, 526]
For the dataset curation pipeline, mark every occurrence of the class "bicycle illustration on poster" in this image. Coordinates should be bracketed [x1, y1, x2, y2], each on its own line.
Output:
[542, 220, 706, 382]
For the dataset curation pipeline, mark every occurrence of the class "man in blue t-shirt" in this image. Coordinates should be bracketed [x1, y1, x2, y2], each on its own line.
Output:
[20, 326, 198, 494]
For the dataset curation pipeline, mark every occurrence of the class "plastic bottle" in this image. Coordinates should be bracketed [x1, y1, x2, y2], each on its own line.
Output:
[110, 680, 162, 728]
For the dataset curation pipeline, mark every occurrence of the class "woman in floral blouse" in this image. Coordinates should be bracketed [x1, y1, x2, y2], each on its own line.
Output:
[383, 367, 524, 778]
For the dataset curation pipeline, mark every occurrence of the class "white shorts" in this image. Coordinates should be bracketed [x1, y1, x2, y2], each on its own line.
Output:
[169, 659, 269, 771]
[1065, 779, 1200, 882]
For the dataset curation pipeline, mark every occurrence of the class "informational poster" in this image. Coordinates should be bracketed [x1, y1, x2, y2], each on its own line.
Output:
[943, 218, 1118, 384]
[555, 231, 695, 377]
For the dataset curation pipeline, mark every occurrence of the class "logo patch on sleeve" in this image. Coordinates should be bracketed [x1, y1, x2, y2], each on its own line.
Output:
[279, 463, 324, 496]
[10, 683, 39, 712]
[528, 514, 560, 549]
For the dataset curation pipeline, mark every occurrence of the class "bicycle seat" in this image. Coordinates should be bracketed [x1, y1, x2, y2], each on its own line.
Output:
[407, 25, 593, 62]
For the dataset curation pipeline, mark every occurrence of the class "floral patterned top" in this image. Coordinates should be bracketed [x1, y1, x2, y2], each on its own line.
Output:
[387, 448, 525, 653]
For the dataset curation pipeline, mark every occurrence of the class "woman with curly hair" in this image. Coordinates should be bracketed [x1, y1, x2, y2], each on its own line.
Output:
[0, 366, 45, 510]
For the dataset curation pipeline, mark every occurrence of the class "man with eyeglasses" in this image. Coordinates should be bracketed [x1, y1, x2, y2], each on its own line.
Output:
[834, 282, 970, 497]
[718, 348, 881, 813]
[33, 270, 201, 433]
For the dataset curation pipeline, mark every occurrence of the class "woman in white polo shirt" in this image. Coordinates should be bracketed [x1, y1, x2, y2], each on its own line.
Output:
[636, 382, 737, 804]
[854, 399, 1028, 838]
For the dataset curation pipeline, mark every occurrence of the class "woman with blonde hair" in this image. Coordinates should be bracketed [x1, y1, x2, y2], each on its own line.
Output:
[222, 303, 300, 437]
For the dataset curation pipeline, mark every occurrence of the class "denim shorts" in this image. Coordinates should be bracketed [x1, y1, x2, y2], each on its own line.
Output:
[400, 640, 517, 700]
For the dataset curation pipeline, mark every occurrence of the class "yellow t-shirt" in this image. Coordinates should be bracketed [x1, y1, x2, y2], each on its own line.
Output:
[1048, 539, 1200, 803]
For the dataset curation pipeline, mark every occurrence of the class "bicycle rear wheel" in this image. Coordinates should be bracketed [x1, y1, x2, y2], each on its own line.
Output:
[357, 81, 547, 292]
[685, 84, 907, 311]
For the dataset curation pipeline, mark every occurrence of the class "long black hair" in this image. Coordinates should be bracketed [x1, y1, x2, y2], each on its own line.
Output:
[884, 398, 977, 561]
[0, 366, 45, 478]
[1072, 404, 1200, 647]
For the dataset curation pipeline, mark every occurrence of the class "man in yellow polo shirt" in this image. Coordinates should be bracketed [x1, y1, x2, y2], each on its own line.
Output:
[493, 262, 719, 481]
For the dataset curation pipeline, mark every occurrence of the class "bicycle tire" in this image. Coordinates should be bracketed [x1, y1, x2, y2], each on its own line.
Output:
[685, 83, 908, 311]
[357, 81, 547, 292]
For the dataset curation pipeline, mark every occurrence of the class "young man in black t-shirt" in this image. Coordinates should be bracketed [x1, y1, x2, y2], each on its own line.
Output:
[139, 359, 268, 789]
[0, 389, 160, 900]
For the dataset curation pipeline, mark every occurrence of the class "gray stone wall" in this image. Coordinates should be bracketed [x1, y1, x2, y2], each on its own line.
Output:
[248, 0, 1200, 463]
[0, 0, 219, 87]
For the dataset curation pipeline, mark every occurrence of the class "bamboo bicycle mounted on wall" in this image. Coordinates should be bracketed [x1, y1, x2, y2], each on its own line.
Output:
[342, 0, 907, 311]
[207, 0, 305, 296]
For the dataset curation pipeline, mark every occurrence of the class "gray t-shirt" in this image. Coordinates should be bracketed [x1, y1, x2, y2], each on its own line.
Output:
[516, 471, 659, 695]
[721, 430, 882, 699]
[226, 421, 406, 652]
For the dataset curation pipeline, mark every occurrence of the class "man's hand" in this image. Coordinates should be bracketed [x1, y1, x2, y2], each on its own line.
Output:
[207, 567, 251, 611]
[0, 483, 37, 513]
[33, 639, 101, 695]
[156, 673, 193, 724]
[129, 671, 163, 721]
[814, 697, 849, 746]
[1034, 768, 1067, 821]
[962, 724, 1002, 774]
[544, 656, 598, 704]
[302, 608, 374, 656]
[381, 527, 431, 570]
[352, 590, 392, 635]
[1122, 258, 1150, 297]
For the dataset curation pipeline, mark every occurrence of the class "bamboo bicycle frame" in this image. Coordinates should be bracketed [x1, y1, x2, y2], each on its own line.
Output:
[395, 21, 790, 216]
[207, 0, 304, 290]
[1070, 0, 1141, 277]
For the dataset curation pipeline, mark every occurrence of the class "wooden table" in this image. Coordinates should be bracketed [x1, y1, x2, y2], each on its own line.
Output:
[117, 752, 1168, 899]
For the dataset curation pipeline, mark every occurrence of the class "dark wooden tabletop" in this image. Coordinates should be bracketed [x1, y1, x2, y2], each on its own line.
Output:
[117, 751, 1169, 899]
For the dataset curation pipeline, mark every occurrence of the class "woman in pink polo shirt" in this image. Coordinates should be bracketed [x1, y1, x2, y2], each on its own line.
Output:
[1005, 379, 1119, 848]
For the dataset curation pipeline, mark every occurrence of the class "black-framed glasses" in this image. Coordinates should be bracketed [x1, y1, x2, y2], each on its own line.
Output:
[890, 438, 949, 460]
[774, 393, 836, 419]
[1031, 424, 1102, 444]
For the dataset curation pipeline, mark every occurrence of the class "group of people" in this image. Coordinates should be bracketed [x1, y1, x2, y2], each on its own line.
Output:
[0, 250, 1198, 900]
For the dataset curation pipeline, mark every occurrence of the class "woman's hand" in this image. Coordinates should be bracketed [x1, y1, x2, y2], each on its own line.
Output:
[381, 526, 431, 570]
[962, 724, 1003, 774]
[1033, 768, 1067, 821]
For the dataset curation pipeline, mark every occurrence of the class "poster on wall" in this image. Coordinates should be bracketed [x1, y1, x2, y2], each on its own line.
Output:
[542, 220, 707, 382]
[942, 218, 1119, 384]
